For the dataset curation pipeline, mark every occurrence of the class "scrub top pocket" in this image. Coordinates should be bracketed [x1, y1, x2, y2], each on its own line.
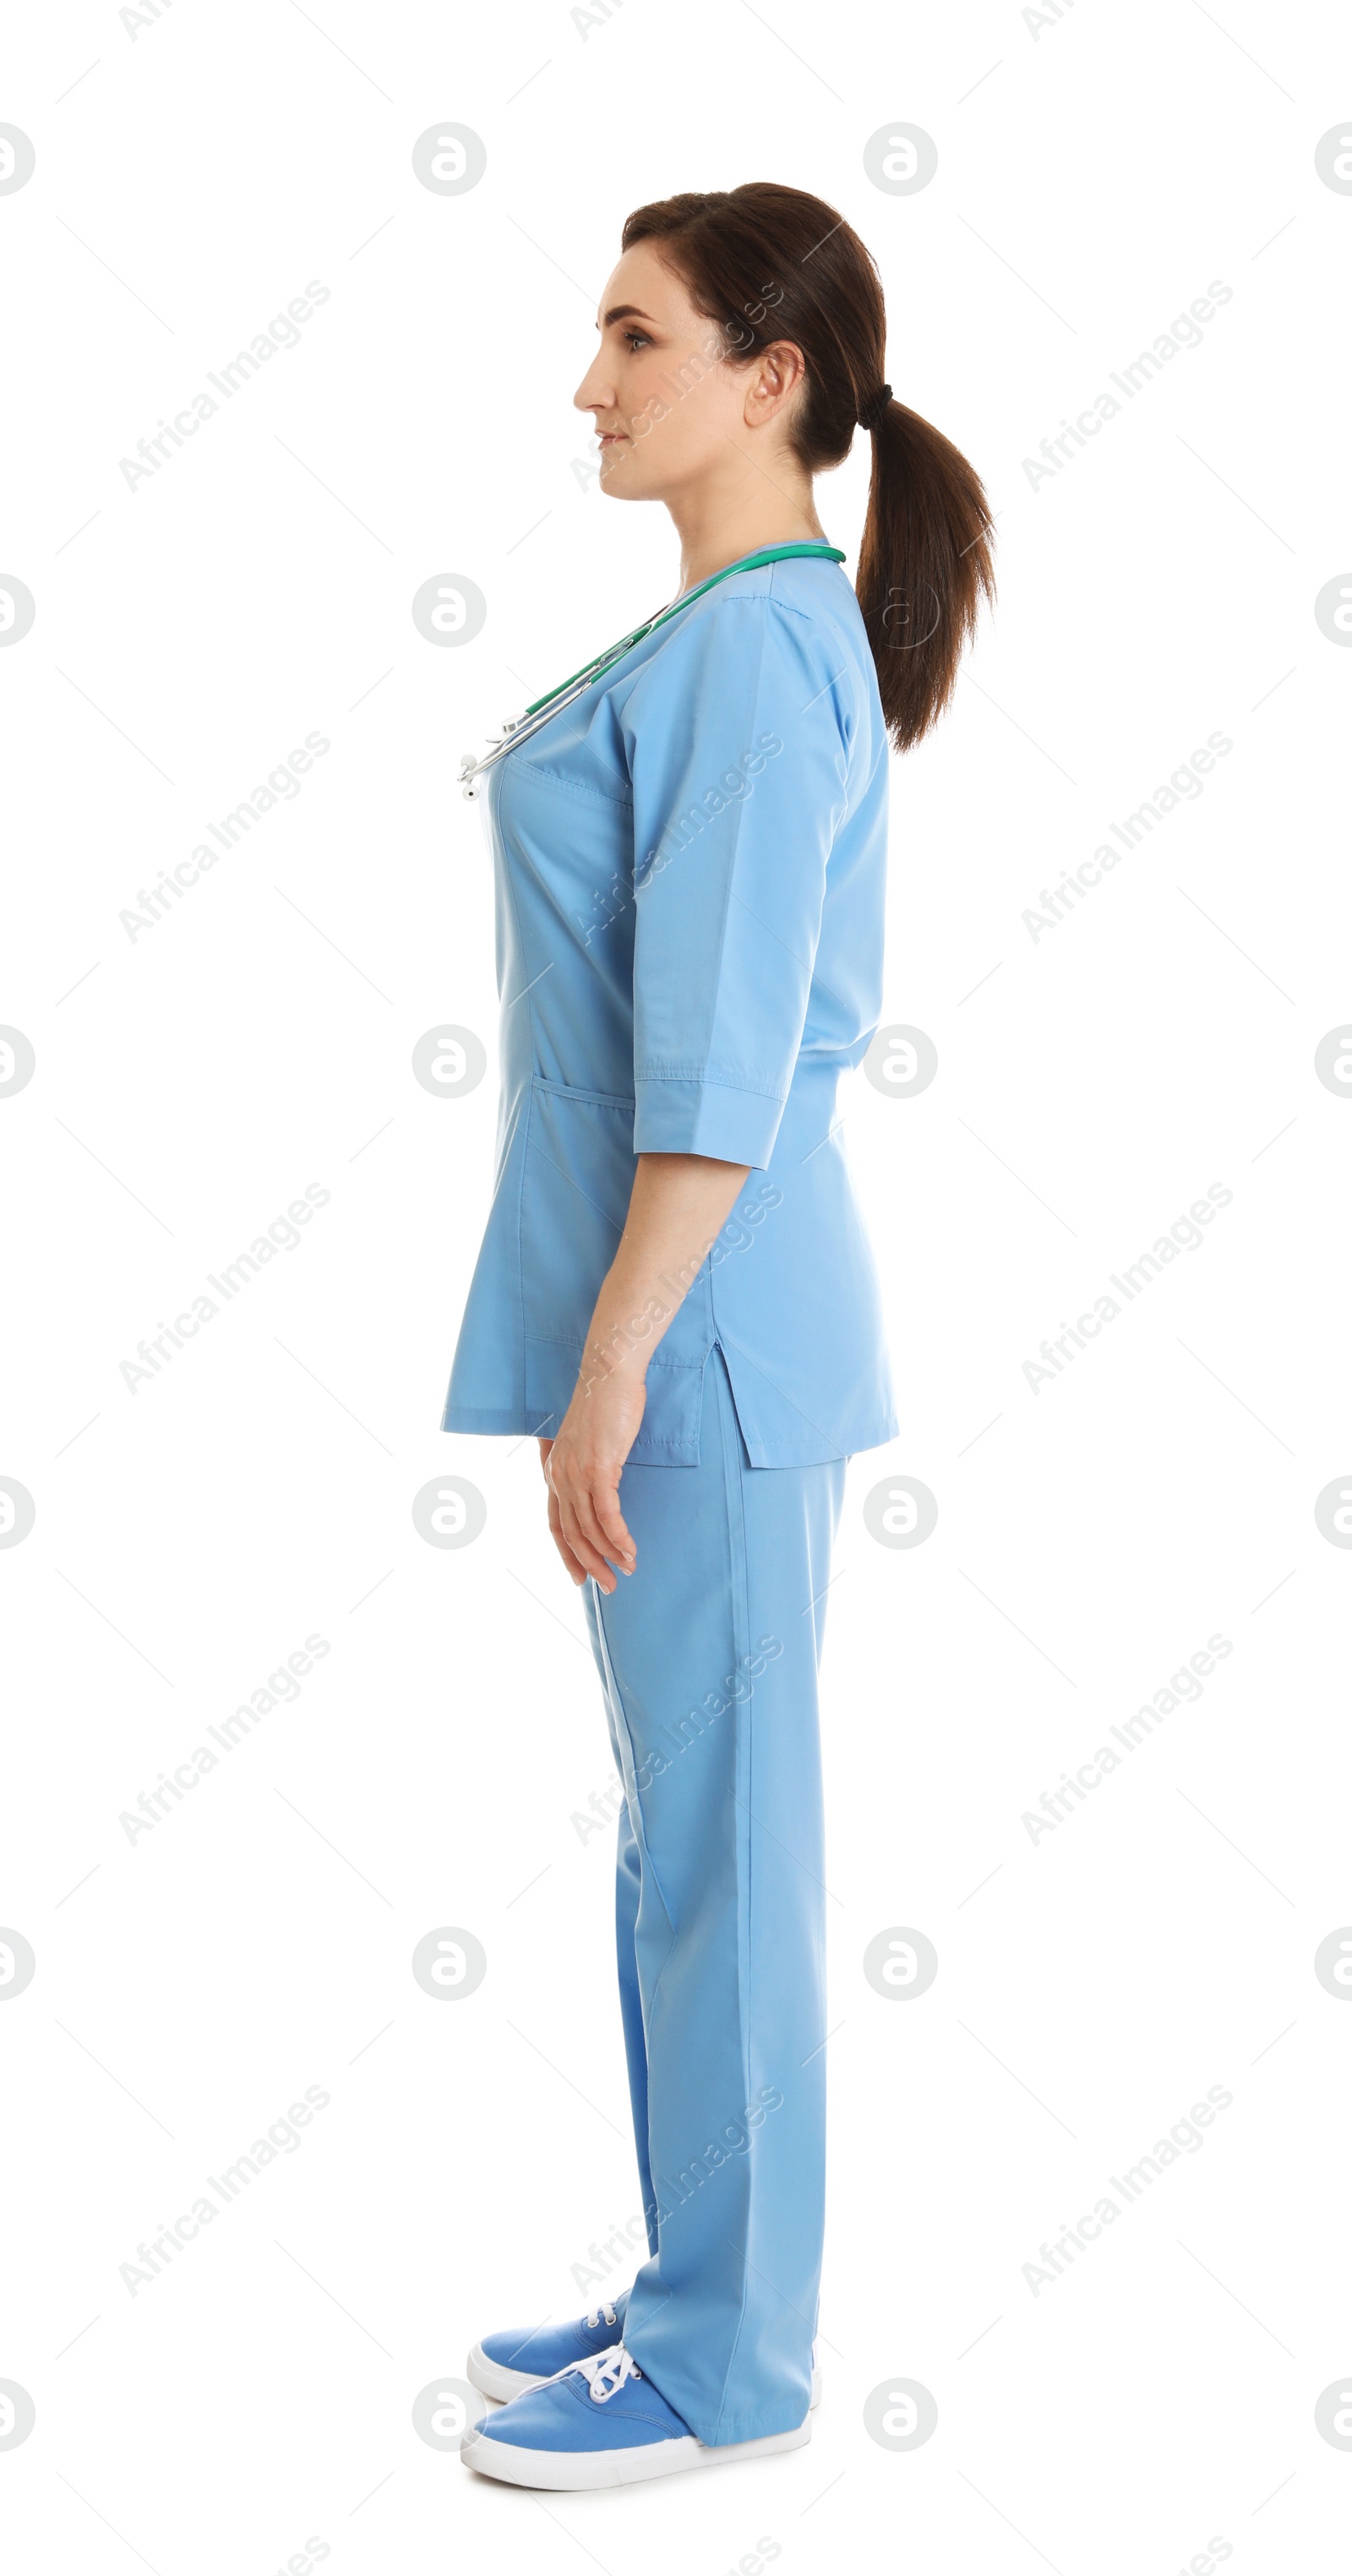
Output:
[521, 1077, 715, 1462]
[520, 1077, 635, 1349]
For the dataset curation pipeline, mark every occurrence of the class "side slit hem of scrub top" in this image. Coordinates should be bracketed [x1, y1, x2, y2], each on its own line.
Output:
[443, 1337, 891, 1471]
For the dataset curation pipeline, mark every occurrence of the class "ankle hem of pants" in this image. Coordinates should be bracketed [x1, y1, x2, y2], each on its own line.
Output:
[623, 2344, 809, 2448]
[690, 2406, 810, 2446]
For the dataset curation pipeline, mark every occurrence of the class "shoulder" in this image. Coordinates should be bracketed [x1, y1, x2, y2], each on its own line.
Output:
[690, 554, 860, 636]
[636, 562, 872, 710]
[723, 562, 878, 743]
[609, 560, 882, 775]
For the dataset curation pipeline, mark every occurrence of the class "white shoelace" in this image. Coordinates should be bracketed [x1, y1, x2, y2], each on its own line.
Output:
[574, 2345, 641, 2404]
[583, 2301, 618, 2330]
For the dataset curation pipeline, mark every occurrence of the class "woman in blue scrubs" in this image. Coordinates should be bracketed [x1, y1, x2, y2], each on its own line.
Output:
[445, 182, 994, 2489]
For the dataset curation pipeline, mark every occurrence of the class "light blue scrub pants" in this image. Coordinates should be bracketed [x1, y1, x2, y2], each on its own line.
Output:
[582, 1348, 845, 2446]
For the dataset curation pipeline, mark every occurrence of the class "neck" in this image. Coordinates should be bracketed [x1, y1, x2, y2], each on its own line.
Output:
[668, 476, 828, 594]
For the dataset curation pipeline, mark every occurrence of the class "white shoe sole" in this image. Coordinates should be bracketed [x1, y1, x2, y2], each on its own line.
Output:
[467, 2344, 820, 2410]
[461, 2415, 811, 2489]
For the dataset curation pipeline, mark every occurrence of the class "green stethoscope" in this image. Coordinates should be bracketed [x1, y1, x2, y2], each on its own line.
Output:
[457, 541, 847, 799]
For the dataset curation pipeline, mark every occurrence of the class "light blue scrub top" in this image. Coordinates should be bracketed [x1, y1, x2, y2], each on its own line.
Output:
[442, 547, 898, 1468]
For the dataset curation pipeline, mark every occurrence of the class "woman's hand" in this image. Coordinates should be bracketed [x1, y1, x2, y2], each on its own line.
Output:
[539, 1365, 646, 1592]
[536, 1152, 751, 1593]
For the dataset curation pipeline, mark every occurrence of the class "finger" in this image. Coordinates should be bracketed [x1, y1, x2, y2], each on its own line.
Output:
[548, 1454, 620, 1588]
[570, 1481, 625, 1581]
[548, 1520, 589, 1586]
[537, 1436, 554, 1479]
[592, 1477, 635, 1571]
[557, 1491, 618, 1592]
[544, 1483, 587, 1587]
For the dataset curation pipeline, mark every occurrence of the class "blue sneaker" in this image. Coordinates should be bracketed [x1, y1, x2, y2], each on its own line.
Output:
[469, 2294, 822, 2410]
[467, 2296, 630, 2402]
[461, 2344, 812, 2489]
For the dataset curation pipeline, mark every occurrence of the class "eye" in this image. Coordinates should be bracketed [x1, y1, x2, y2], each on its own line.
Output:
[622, 328, 651, 352]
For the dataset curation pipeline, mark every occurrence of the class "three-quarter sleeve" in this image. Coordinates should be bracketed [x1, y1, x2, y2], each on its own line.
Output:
[624, 594, 853, 1169]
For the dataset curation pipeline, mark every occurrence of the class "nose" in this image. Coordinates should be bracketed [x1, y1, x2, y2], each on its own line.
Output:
[574, 349, 615, 415]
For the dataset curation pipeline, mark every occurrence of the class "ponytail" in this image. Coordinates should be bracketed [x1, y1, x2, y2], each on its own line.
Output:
[622, 183, 995, 753]
[856, 396, 995, 750]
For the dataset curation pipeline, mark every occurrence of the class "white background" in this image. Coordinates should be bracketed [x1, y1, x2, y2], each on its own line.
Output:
[2, 3, 1349, 2571]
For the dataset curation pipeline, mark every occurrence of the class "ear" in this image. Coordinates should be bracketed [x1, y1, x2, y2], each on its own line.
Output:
[743, 339, 808, 428]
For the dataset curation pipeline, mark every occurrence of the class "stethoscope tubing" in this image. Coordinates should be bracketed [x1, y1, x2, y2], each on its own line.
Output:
[458, 653, 646, 797]
[456, 542, 845, 800]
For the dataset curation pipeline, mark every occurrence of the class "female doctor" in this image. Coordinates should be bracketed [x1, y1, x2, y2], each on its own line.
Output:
[444, 182, 993, 2489]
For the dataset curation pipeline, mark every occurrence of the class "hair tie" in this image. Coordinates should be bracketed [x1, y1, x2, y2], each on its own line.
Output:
[857, 382, 892, 432]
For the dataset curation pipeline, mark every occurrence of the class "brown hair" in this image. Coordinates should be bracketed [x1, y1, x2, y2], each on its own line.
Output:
[622, 182, 995, 752]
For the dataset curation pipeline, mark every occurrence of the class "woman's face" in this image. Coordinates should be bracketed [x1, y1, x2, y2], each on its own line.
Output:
[574, 240, 801, 500]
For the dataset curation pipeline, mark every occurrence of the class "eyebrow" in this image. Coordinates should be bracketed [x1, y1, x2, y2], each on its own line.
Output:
[599, 303, 657, 329]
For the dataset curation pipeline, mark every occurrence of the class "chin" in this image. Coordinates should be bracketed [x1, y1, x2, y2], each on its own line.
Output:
[598, 455, 655, 501]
